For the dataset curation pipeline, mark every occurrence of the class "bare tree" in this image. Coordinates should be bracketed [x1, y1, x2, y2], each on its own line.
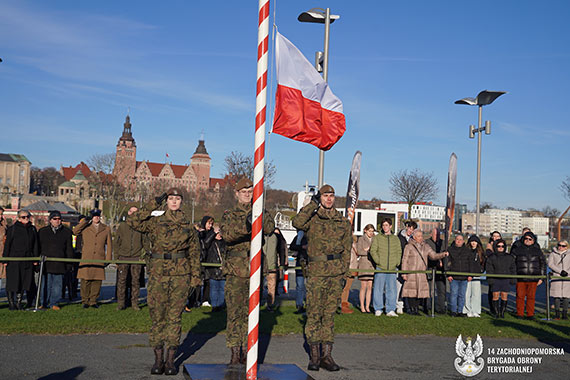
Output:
[86, 153, 125, 229]
[389, 169, 439, 216]
[30, 166, 65, 196]
[561, 176, 570, 202]
[224, 151, 276, 186]
[542, 206, 560, 218]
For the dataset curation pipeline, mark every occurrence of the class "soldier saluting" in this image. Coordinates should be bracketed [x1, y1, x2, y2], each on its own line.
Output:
[220, 177, 275, 365]
[127, 187, 201, 376]
[292, 185, 352, 372]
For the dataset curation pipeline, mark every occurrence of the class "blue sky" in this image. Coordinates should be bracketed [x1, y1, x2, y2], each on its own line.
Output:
[1, 0, 569, 211]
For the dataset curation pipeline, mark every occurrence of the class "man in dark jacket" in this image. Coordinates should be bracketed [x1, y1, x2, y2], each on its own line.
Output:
[512, 231, 545, 319]
[446, 234, 479, 316]
[426, 228, 446, 314]
[3, 210, 38, 310]
[38, 210, 73, 310]
[115, 206, 144, 311]
[203, 224, 226, 312]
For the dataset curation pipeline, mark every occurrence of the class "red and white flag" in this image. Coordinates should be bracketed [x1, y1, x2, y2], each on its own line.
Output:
[272, 32, 346, 151]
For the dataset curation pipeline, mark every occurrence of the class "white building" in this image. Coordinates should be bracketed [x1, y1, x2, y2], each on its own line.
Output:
[462, 209, 550, 242]
[379, 202, 445, 221]
[521, 216, 549, 236]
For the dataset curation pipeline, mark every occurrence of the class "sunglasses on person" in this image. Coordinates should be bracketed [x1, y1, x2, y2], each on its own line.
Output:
[524, 237, 533, 241]
[558, 244, 567, 248]
[496, 244, 505, 248]
[51, 217, 61, 221]
[19, 215, 30, 219]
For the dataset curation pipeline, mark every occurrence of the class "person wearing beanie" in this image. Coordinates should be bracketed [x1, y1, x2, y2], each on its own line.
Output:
[463, 235, 485, 317]
[511, 231, 546, 319]
[485, 239, 516, 318]
[38, 210, 73, 310]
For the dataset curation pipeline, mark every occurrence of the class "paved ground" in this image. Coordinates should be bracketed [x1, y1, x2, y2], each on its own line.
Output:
[0, 333, 568, 380]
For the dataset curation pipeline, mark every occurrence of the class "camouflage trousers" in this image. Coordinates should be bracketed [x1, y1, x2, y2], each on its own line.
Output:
[116, 262, 143, 307]
[147, 272, 190, 349]
[305, 275, 343, 344]
[225, 275, 249, 348]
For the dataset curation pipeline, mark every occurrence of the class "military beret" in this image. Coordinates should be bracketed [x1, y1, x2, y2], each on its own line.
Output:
[235, 177, 253, 191]
[90, 209, 101, 217]
[319, 184, 335, 194]
[166, 187, 184, 199]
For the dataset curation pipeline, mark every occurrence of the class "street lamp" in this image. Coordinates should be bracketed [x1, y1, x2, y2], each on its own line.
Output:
[455, 90, 506, 235]
[298, 7, 340, 189]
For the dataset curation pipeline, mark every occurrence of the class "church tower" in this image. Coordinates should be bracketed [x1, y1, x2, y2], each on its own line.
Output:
[190, 137, 211, 191]
[113, 115, 137, 186]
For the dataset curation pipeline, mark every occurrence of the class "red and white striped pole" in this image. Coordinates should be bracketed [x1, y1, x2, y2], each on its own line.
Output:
[247, 1, 269, 379]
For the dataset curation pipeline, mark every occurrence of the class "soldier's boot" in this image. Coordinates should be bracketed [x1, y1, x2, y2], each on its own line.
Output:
[492, 300, 500, 318]
[307, 344, 320, 371]
[319, 343, 340, 371]
[164, 346, 178, 375]
[239, 346, 246, 364]
[8, 292, 16, 311]
[499, 300, 507, 319]
[229, 347, 241, 365]
[16, 293, 24, 310]
[340, 302, 353, 314]
[150, 346, 164, 375]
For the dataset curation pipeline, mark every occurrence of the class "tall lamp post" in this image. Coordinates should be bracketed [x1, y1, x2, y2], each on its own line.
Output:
[455, 90, 506, 235]
[298, 8, 340, 188]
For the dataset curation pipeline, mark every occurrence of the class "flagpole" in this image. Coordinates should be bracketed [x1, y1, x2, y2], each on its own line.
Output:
[247, 1, 269, 379]
[317, 8, 331, 188]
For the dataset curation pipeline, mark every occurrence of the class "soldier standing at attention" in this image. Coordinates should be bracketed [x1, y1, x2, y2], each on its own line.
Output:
[292, 185, 352, 372]
[220, 177, 275, 365]
[127, 188, 201, 376]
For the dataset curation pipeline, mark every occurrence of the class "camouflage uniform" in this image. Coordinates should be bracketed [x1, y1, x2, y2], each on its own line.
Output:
[220, 201, 274, 348]
[127, 200, 201, 349]
[114, 221, 144, 309]
[292, 200, 352, 344]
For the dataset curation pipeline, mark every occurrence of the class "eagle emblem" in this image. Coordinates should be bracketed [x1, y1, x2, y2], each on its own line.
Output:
[454, 334, 484, 377]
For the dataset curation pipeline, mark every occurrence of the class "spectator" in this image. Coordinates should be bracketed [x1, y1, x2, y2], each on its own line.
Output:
[485, 230, 502, 316]
[369, 217, 402, 317]
[262, 228, 284, 311]
[548, 240, 569, 320]
[3, 210, 38, 310]
[63, 218, 82, 301]
[38, 211, 73, 310]
[401, 230, 448, 315]
[73, 209, 112, 308]
[289, 230, 308, 314]
[512, 231, 545, 319]
[356, 224, 375, 313]
[204, 223, 226, 312]
[446, 234, 478, 317]
[0, 207, 7, 291]
[463, 235, 485, 317]
[199, 216, 215, 307]
[397, 220, 417, 314]
[510, 227, 531, 252]
[485, 239, 516, 318]
[114, 206, 144, 311]
[426, 228, 446, 314]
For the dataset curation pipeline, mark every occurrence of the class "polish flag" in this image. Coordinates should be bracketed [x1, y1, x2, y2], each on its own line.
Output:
[272, 32, 346, 151]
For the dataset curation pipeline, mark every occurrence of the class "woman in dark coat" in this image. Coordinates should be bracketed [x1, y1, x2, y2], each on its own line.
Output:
[204, 223, 226, 311]
[485, 239, 516, 318]
[3, 210, 38, 310]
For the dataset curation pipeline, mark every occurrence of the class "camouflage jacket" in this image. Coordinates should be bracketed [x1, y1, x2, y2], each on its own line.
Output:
[292, 201, 352, 277]
[127, 200, 201, 285]
[220, 202, 275, 278]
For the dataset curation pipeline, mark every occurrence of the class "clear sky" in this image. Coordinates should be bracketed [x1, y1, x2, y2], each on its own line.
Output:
[1, 0, 569, 211]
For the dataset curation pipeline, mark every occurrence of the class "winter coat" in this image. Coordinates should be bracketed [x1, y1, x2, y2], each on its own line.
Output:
[356, 234, 374, 275]
[548, 247, 570, 298]
[199, 228, 216, 262]
[485, 243, 516, 287]
[369, 233, 402, 271]
[3, 221, 38, 292]
[426, 237, 447, 280]
[289, 231, 308, 276]
[73, 219, 112, 281]
[447, 242, 478, 281]
[38, 225, 73, 274]
[114, 221, 144, 259]
[0, 217, 7, 279]
[401, 239, 447, 298]
[204, 238, 226, 281]
[512, 242, 545, 282]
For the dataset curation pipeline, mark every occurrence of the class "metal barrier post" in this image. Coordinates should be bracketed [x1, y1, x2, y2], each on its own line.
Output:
[33, 256, 46, 312]
[430, 268, 436, 317]
[545, 272, 551, 321]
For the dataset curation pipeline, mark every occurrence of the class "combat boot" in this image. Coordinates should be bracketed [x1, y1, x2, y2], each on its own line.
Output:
[229, 346, 241, 365]
[320, 342, 340, 371]
[150, 346, 164, 375]
[307, 344, 320, 371]
[499, 300, 507, 319]
[164, 346, 178, 375]
[8, 292, 16, 311]
[491, 300, 501, 318]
